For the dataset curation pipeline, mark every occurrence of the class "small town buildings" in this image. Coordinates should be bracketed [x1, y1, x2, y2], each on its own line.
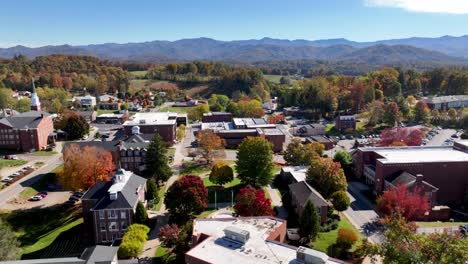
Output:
[98, 95, 121, 110]
[186, 217, 343, 264]
[353, 141, 468, 205]
[202, 112, 233, 123]
[82, 169, 147, 244]
[95, 113, 128, 124]
[0, 245, 118, 264]
[422, 95, 468, 110]
[280, 166, 329, 224]
[122, 112, 187, 144]
[119, 134, 150, 174]
[293, 123, 326, 137]
[76, 111, 97, 123]
[335, 115, 356, 132]
[306, 136, 335, 150]
[201, 117, 286, 152]
[74, 95, 97, 108]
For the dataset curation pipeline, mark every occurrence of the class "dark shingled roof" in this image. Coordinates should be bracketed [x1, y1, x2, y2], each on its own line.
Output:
[289, 181, 328, 208]
[0, 111, 50, 129]
[82, 181, 112, 200]
[120, 134, 150, 150]
[62, 141, 120, 153]
[80, 245, 118, 264]
[386, 171, 438, 191]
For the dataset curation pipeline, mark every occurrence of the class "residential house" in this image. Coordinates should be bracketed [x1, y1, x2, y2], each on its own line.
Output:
[98, 95, 121, 110]
[74, 95, 97, 108]
[76, 111, 97, 123]
[335, 115, 356, 132]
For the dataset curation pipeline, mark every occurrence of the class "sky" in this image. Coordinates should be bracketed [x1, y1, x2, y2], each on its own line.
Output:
[1, 0, 468, 47]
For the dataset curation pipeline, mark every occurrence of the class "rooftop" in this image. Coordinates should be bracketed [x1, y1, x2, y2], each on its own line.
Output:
[360, 145, 468, 164]
[422, 95, 468, 104]
[123, 112, 181, 126]
[263, 128, 284, 136]
[282, 166, 308, 182]
[0, 111, 51, 129]
[189, 217, 341, 264]
[289, 181, 329, 208]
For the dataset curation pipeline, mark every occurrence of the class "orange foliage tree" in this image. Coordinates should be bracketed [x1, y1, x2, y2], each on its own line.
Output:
[59, 144, 115, 190]
[196, 130, 225, 164]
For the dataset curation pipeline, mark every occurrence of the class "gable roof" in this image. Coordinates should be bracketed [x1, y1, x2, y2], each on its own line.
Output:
[80, 245, 118, 264]
[0, 111, 50, 129]
[120, 134, 150, 150]
[386, 171, 438, 191]
[289, 181, 328, 207]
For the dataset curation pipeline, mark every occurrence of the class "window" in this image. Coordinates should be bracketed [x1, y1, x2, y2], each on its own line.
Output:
[109, 222, 117, 231]
[109, 210, 116, 218]
[121, 221, 127, 231]
[99, 211, 105, 219]
[101, 223, 106, 232]
[120, 211, 126, 219]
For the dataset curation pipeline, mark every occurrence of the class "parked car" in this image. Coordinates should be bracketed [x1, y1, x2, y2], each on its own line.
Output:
[29, 195, 43, 201]
[1, 178, 13, 183]
[37, 192, 48, 198]
[4, 155, 18, 160]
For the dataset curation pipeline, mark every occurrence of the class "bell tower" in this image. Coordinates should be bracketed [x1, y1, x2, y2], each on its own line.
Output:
[30, 78, 41, 111]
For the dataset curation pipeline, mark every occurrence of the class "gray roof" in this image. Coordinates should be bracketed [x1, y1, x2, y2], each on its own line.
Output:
[0, 258, 84, 264]
[386, 171, 438, 191]
[120, 134, 150, 150]
[0, 109, 19, 118]
[0, 111, 50, 129]
[289, 181, 328, 207]
[91, 171, 147, 210]
[80, 246, 118, 264]
[422, 95, 468, 104]
[76, 111, 96, 118]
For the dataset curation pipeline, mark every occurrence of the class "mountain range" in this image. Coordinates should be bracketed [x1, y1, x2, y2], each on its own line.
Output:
[1, 35, 468, 65]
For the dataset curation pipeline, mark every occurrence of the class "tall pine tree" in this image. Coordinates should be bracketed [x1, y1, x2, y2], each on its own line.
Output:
[299, 200, 320, 242]
[144, 134, 172, 185]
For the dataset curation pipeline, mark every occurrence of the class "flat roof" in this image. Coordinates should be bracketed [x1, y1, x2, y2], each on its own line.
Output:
[123, 112, 178, 126]
[188, 217, 342, 264]
[422, 95, 468, 104]
[263, 128, 284, 136]
[361, 146, 468, 164]
[282, 166, 308, 182]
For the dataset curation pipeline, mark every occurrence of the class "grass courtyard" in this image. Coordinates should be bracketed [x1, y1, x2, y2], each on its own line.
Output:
[0, 159, 27, 170]
[312, 214, 362, 253]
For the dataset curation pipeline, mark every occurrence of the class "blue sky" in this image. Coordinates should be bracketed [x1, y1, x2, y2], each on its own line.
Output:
[1, 0, 468, 47]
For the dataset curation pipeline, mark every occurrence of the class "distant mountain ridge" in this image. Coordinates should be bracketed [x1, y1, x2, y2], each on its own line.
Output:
[1, 35, 468, 65]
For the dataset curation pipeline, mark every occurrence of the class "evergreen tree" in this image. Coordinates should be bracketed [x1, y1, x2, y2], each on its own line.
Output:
[144, 135, 172, 184]
[134, 201, 148, 225]
[146, 179, 159, 204]
[299, 200, 320, 241]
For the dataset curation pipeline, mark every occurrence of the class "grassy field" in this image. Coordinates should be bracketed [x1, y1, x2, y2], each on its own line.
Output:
[152, 182, 167, 211]
[264, 74, 283, 84]
[312, 215, 362, 253]
[159, 106, 195, 114]
[154, 246, 176, 263]
[0, 159, 27, 169]
[129, 71, 148, 78]
[196, 208, 217, 218]
[32, 151, 58, 156]
[203, 176, 241, 188]
[180, 161, 211, 175]
[416, 221, 467, 227]
[97, 109, 118, 115]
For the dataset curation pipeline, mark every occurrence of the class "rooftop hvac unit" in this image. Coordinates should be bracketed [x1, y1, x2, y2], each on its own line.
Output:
[296, 246, 328, 264]
[223, 226, 250, 244]
[139, 119, 146, 124]
[131, 126, 141, 135]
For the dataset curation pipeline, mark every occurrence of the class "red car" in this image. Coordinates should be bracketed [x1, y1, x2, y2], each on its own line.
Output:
[36, 192, 48, 198]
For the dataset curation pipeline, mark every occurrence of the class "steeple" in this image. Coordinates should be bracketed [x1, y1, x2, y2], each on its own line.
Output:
[30, 78, 41, 111]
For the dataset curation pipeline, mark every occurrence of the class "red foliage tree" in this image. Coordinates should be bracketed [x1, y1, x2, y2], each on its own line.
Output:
[164, 175, 208, 219]
[267, 114, 285, 124]
[234, 186, 274, 217]
[158, 224, 182, 248]
[376, 184, 430, 221]
[380, 127, 423, 146]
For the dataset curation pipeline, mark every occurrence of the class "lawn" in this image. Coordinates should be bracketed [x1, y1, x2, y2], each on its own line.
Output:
[180, 161, 211, 175]
[18, 171, 57, 201]
[159, 106, 195, 114]
[0, 159, 27, 169]
[129, 70, 148, 78]
[196, 208, 217, 218]
[203, 176, 241, 188]
[312, 214, 362, 253]
[32, 151, 58, 156]
[416, 221, 468, 227]
[167, 148, 176, 157]
[264, 74, 283, 84]
[154, 246, 177, 264]
[152, 182, 167, 211]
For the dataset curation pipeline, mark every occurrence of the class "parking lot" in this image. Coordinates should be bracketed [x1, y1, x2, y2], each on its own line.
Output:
[0, 191, 72, 210]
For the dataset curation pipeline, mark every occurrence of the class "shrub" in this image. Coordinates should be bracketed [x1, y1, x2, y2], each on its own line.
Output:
[117, 224, 150, 258]
[336, 229, 359, 250]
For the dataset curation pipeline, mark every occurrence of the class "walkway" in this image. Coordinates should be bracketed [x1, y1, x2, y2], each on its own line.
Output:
[264, 184, 288, 219]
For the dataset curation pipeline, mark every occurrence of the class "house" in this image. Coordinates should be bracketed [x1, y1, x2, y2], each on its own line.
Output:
[118, 134, 150, 174]
[292, 123, 326, 137]
[0, 84, 54, 151]
[0, 245, 118, 264]
[74, 95, 97, 108]
[384, 171, 439, 206]
[306, 136, 335, 150]
[98, 95, 121, 110]
[353, 141, 468, 205]
[186, 217, 344, 264]
[280, 166, 329, 224]
[81, 169, 147, 244]
[76, 111, 97, 123]
[422, 95, 468, 110]
[335, 115, 356, 132]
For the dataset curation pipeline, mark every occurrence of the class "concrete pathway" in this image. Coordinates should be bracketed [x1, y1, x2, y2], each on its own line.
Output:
[264, 184, 288, 219]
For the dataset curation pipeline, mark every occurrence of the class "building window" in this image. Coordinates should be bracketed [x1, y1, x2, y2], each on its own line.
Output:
[99, 211, 105, 219]
[101, 223, 106, 232]
[121, 222, 127, 231]
[109, 222, 117, 231]
[121, 211, 126, 219]
[109, 210, 116, 218]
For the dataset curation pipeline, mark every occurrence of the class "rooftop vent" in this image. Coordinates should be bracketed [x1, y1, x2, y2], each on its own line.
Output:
[131, 126, 140, 135]
[139, 119, 146, 124]
[223, 226, 250, 244]
[296, 246, 328, 264]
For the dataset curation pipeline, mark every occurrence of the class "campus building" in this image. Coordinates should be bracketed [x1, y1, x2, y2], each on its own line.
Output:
[0, 81, 54, 152]
[122, 112, 187, 144]
[201, 117, 286, 152]
[353, 141, 468, 205]
[82, 169, 147, 244]
[186, 217, 343, 264]
[334, 115, 356, 132]
[422, 95, 468, 110]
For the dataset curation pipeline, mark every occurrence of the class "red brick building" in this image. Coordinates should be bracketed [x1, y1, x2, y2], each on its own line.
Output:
[335, 115, 356, 132]
[81, 169, 146, 244]
[202, 112, 233, 123]
[353, 141, 468, 205]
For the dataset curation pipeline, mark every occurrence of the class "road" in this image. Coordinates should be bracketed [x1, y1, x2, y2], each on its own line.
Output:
[426, 128, 456, 146]
[344, 181, 384, 244]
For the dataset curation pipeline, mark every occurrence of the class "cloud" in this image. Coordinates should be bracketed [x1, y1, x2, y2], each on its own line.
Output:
[365, 0, 468, 14]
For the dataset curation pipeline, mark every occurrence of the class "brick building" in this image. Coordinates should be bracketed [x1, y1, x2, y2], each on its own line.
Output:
[122, 112, 186, 145]
[81, 169, 146, 244]
[335, 115, 356, 132]
[202, 112, 233, 123]
[186, 217, 343, 264]
[353, 141, 468, 205]
[118, 134, 150, 174]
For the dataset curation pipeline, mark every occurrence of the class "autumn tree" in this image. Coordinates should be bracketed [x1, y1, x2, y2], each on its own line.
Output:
[176, 124, 186, 141]
[306, 157, 347, 198]
[234, 186, 274, 217]
[413, 100, 431, 124]
[330, 190, 350, 211]
[145, 134, 172, 184]
[380, 127, 423, 146]
[58, 144, 114, 190]
[196, 130, 225, 164]
[284, 138, 324, 166]
[367, 101, 385, 126]
[298, 200, 320, 241]
[61, 111, 90, 140]
[236, 137, 274, 187]
[164, 175, 208, 223]
[336, 229, 358, 251]
[448, 108, 458, 122]
[188, 104, 209, 121]
[383, 102, 399, 126]
[209, 161, 234, 186]
[267, 114, 285, 124]
[376, 184, 430, 221]
[118, 224, 150, 259]
[158, 222, 193, 258]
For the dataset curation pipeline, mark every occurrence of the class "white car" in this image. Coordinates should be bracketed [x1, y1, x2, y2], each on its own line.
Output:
[29, 195, 43, 201]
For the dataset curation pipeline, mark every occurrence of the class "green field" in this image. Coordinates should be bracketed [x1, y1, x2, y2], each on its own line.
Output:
[180, 161, 211, 175]
[18, 171, 56, 201]
[416, 221, 467, 227]
[264, 74, 283, 84]
[0, 159, 27, 169]
[152, 182, 167, 211]
[196, 208, 217, 218]
[129, 70, 148, 78]
[32, 151, 58, 156]
[312, 215, 362, 253]
[203, 176, 241, 188]
[97, 109, 118, 115]
[159, 106, 195, 114]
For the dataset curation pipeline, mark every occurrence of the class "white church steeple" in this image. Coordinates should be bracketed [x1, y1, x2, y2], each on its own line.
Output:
[30, 78, 41, 111]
